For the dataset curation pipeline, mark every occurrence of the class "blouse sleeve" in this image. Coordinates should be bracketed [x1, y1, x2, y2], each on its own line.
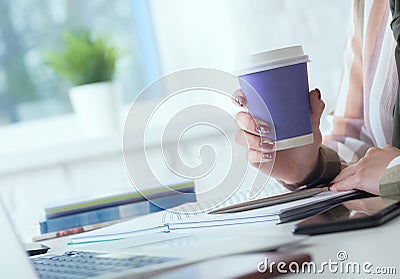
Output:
[323, 0, 375, 165]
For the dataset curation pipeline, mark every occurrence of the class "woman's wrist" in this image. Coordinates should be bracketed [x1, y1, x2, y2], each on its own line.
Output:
[299, 147, 326, 186]
[306, 146, 341, 187]
[278, 146, 341, 189]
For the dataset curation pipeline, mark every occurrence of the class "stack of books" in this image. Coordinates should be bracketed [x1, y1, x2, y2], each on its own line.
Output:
[35, 181, 196, 241]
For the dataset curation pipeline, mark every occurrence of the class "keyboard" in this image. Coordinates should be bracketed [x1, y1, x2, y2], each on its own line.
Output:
[31, 251, 177, 279]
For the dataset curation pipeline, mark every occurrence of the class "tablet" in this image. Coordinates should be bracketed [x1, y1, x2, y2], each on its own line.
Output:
[292, 196, 400, 235]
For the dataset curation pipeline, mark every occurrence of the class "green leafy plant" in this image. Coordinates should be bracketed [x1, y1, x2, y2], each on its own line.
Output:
[45, 29, 119, 86]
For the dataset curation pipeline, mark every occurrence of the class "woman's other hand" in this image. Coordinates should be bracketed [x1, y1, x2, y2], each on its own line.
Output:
[330, 145, 400, 195]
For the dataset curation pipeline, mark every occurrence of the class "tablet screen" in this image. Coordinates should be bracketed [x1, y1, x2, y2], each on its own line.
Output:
[293, 196, 400, 235]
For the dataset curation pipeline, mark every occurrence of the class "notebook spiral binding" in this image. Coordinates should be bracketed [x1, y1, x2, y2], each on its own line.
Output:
[161, 179, 287, 224]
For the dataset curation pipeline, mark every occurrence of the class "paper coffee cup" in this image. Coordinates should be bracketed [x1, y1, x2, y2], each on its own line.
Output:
[236, 46, 313, 150]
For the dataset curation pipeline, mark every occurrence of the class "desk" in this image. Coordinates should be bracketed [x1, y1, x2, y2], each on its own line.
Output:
[40, 214, 400, 278]
[283, 217, 400, 279]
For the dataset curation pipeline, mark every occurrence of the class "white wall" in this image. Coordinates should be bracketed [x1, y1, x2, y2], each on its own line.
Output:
[150, 0, 352, 131]
[150, 0, 237, 72]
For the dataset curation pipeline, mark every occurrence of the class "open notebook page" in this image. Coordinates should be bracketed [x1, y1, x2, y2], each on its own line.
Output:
[69, 188, 354, 244]
[69, 179, 286, 243]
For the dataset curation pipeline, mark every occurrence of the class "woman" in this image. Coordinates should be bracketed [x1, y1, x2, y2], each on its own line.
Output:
[234, 0, 400, 196]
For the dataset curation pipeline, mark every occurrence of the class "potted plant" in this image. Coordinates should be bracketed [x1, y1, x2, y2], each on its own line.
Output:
[46, 29, 121, 137]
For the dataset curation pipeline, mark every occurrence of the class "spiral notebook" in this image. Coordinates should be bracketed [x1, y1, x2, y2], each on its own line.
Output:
[69, 180, 286, 244]
[69, 181, 350, 244]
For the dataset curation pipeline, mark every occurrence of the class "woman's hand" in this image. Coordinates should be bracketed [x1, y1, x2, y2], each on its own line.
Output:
[233, 88, 325, 187]
[330, 145, 400, 195]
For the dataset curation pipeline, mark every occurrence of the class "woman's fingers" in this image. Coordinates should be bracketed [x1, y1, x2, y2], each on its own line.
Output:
[332, 164, 357, 183]
[234, 114, 275, 165]
[330, 175, 357, 192]
[234, 111, 275, 165]
[247, 149, 274, 164]
[309, 88, 325, 127]
[235, 129, 275, 152]
[330, 163, 362, 192]
[232, 89, 247, 107]
[235, 111, 270, 136]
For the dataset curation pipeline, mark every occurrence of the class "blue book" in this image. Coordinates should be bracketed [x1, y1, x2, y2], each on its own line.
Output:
[40, 201, 149, 234]
[45, 181, 195, 219]
[149, 192, 199, 212]
[40, 192, 197, 234]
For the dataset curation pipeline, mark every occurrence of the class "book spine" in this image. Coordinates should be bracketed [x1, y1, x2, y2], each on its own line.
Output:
[34, 219, 126, 241]
[45, 183, 195, 219]
[39, 193, 197, 234]
[149, 192, 197, 212]
[40, 201, 150, 234]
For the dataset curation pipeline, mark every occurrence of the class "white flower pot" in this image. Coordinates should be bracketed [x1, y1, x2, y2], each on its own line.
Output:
[69, 82, 121, 138]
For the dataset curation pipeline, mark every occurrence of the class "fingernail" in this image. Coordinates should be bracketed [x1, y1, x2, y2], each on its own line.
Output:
[235, 95, 245, 106]
[262, 153, 274, 160]
[261, 139, 274, 149]
[256, 125, 269, 135]
[315, 88, 321, 100]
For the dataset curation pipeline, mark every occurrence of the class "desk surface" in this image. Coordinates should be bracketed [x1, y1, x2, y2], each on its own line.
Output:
[41, 213, 400, 278]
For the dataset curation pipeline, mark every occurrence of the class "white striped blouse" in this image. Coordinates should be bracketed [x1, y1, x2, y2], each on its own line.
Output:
[323, 0, 398, 164]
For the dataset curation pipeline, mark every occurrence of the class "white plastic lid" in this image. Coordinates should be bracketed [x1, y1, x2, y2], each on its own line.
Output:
[235, 46, 310, 76]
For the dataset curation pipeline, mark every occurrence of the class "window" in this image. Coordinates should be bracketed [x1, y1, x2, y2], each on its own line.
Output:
[0, 0, 159, 126]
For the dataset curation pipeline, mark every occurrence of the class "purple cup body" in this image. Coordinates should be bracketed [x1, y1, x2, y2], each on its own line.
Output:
[238, 62, 313, 150]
